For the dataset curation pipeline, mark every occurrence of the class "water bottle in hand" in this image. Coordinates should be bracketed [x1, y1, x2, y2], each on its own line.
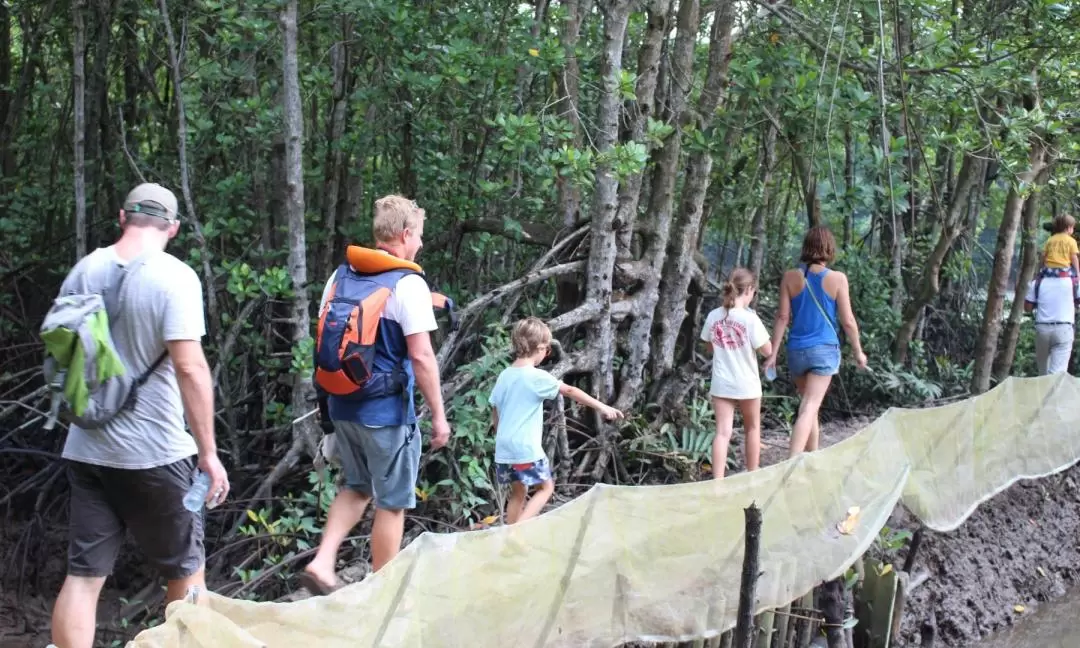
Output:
[764, 365, 777, 382]
[183, 470, 213, 512]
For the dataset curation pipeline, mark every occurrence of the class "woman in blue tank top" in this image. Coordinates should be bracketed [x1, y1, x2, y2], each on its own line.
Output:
[762, 227, 867, 459]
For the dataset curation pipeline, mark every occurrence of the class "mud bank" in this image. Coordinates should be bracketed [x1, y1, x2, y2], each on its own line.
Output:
[751, 418, 1080, 648]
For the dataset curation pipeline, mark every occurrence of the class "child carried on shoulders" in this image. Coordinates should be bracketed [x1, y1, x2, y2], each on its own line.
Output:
[1041, 214, 1079, 286]
[489, 317, 624, 524]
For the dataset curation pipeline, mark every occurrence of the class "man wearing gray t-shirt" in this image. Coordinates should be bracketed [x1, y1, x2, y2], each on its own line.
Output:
[50, 183, 229, 648]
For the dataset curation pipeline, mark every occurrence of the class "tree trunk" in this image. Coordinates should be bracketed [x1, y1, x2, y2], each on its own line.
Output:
[0, 2, 9, 134]
[994, 162, 1054, 379]
[650, 0, 736, 378]
[1, 0, 56, 178]
[159, 0, 219, 340]
[86, 0, 113, 246]
[553, 0, 589, 312]
[893, 152, 986, 364]
[613, 0, 670, 259]
[73, 0, 88, 261]
[613, 0, 698, 416]
[970, 137, 1049, 393]
[581, 0, 632, 479]
[748, 117, 777, 280]
[281, 0, 319, 457]
[318, 26, 351, 277]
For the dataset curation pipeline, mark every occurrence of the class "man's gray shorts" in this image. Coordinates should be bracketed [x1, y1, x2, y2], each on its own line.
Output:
[1035, 323, 1074, 375]
[334, 421, 420, 510]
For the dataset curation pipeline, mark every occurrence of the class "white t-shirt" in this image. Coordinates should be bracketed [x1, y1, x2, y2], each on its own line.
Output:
[700, 307, 770, 399]
[1025, 276, 1080, 325]
[319, 271, 437, 336]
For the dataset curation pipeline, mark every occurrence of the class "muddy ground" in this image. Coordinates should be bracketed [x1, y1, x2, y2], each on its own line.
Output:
[751, 417, 1080, 647]
[3, 416, 1079, 647]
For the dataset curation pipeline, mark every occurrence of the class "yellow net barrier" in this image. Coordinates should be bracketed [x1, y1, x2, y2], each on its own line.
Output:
[128, 373, 1080, 647]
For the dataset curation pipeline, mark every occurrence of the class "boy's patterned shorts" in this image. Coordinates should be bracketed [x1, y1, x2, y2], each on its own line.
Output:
[496, 457, 553, 487]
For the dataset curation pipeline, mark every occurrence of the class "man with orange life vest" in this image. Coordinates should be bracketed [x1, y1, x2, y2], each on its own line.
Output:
[300, 195, 451, 594]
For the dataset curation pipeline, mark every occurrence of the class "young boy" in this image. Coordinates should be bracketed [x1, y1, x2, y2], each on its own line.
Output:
[489, 317, 624, 524]
[1042, 214, 1079, 278]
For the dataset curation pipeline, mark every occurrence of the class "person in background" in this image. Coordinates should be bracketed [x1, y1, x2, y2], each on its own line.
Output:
[1025, 235, 1080, 375]
[763, 226, 867, 458]
[699, 268, 772, 478]
[1040, 213, 1080, 279]
[489, 317, 624, 524]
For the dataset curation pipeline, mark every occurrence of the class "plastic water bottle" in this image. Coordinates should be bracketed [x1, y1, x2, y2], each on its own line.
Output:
[183, 470, 212, 512]
[764, 365, 777, 382]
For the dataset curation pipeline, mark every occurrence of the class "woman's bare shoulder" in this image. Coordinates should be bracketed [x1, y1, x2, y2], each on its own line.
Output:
[826, 268, 849, 283]
[779, 268, 803, 293]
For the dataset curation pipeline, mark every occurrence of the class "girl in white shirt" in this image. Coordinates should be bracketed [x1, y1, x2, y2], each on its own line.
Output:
[699, 268, 773, 478]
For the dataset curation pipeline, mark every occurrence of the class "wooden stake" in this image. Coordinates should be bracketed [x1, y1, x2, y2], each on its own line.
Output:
[720, 630, 734, 648]
[735, 503, 763, 648]
[795, 593, 815, 647]
[821, 579, 846, 648]
[754, 610, 776, 648]
[901, 527, 925, 574]
[774, 603, 792, 648]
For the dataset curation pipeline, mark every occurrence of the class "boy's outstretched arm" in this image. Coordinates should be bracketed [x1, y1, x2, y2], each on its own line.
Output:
[491, 407, 499, 433]
[558, 383, 625, 420]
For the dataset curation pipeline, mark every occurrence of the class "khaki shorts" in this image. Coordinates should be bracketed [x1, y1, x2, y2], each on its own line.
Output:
[66, 457, 205, 580]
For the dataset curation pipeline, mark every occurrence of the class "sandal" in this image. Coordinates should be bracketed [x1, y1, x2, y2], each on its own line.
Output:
[298, 570, 342, 596]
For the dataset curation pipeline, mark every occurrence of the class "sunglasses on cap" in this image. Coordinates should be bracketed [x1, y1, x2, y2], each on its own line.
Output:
[126, 200, 178, 222]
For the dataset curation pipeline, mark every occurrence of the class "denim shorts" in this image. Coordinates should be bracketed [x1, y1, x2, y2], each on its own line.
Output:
[496, 457, 553, 487]
[787, 344, 841, 377]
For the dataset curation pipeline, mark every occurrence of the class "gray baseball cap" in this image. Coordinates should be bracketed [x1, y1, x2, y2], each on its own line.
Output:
[123, 183, 180, 222]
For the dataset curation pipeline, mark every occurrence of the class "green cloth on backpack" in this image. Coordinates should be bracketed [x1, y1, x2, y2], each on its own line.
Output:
[40, 309, 126, 416]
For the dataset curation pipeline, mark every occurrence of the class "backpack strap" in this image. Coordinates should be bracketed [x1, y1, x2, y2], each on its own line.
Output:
[115, 253, 171, 389]
[800, 265, 841, 341]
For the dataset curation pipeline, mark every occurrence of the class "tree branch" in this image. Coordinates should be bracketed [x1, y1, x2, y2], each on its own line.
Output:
[435, 260, 586, 371]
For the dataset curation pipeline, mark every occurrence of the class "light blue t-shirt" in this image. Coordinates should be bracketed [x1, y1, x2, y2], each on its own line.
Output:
[488, 365, 562, 463]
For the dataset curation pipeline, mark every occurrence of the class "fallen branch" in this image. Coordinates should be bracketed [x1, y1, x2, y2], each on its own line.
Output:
[436, 260, 585, 371]
[500, 224, 591, 326]
[426, 218, 588, 256]
[0, 385, 47, 422]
